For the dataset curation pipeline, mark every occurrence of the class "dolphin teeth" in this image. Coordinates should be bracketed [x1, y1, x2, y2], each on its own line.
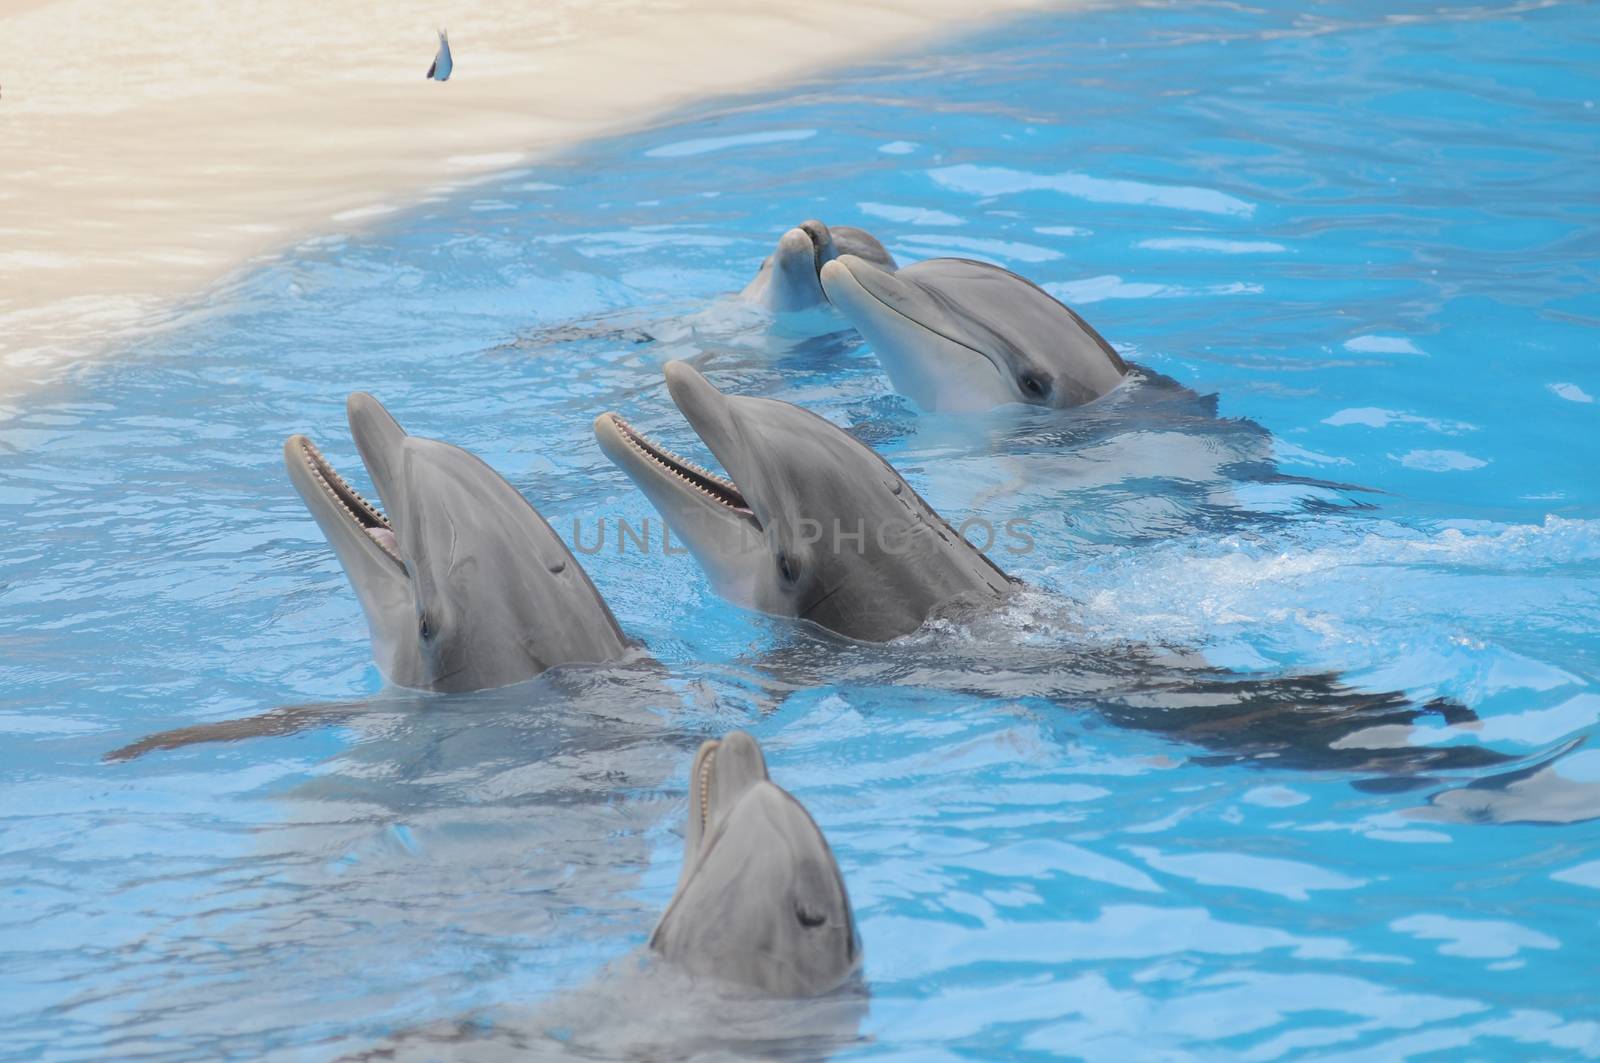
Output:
[698, 744, 717, 836]
[607, 414, 754, 517]
[299, 439, 405, 566]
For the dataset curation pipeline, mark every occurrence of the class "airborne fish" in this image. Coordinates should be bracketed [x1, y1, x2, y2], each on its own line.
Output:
[426, 28, 452, 81]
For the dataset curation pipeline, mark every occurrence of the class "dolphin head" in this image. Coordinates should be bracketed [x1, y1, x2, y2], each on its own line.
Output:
[741, 220, 897, 313]
[594, 362, 1013, 641]
[284, 393, 631, 692]
[820, 255, 1129, 411]
[650, 731, 859, 996]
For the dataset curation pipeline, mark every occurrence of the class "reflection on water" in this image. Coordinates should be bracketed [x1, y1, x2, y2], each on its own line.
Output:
[3, 0, 1600, 1058]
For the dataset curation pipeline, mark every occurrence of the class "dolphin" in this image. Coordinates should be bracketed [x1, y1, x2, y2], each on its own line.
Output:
[426, 28, 452, 81]
[338, 730, 864, 1061]
[595, 361, 1015, 642]
[287, 392, 632, 693]
[652, 729, 860, 995]
[820, 254, 1128, 411]
[740, 220, 897, 313]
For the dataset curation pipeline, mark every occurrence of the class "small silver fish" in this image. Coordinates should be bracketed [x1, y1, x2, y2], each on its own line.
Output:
[426, 28, 452, 82]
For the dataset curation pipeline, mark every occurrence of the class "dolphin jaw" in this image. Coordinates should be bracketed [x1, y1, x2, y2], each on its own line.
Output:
[293, 436, 405, 568]
[686, 733, 769, 865]
[826, 256, 1003, 368]
[822, 257, 1015, 410]
[601, 413, 759, 526]
[759, 227, 828, 310]
[696, 740, 718, 836]
[796, 221, 832, 275]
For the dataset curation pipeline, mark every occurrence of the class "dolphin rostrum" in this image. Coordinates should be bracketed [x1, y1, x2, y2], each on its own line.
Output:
[740, 220, 897, 313]
[820, 254, 1128, 411]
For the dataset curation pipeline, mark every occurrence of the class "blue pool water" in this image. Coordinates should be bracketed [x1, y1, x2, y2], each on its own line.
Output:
[4, 0, 1600, 1058]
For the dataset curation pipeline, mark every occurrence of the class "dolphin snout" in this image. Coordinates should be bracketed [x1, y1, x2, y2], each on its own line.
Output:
[819, 256, 876, 313]
[826, 254, 889, 284]
[797, 219, 832, 246]
[663, 359, 718, 411]
[777, 227, 814, 256]
[797, 220, 834, 265]
[662, 360, 747, 497]
[775, 226, 825, 281]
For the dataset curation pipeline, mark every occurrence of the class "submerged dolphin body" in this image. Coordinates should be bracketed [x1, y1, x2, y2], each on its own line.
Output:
[740, 220, 897, 313]
[596, 361, 1014, 642]
[821, 254, 1128, 411]
[287, 393, 632, 692]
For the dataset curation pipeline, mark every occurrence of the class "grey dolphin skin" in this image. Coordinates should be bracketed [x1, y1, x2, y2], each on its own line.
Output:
[288, 392, 632, 692]
[652, 730, 860, 995]
[820, 254, 1128, 411]
[740, 219, 897, 312]
[595, 361, 1014, 641]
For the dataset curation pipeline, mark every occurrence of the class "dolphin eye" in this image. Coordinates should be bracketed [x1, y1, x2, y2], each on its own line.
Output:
[418, 614, 433, 641]
[776, 551, 801, 586]
[1019, 373, 1049, 399]
[795, 903, 826, 929]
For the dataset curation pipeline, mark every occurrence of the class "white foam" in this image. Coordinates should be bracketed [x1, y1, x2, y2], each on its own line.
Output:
[1058, 516, 1600, 673]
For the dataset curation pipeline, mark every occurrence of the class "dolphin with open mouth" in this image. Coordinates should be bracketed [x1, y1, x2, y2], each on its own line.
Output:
[595, 361, 1015, 642]
[820, 254, 1129, 411]
[287, 392, 634, 693]
[739, 219, 898, 313]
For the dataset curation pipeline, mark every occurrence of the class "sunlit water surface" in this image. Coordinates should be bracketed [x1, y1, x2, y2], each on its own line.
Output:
[4, 1, 1599, 1059]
